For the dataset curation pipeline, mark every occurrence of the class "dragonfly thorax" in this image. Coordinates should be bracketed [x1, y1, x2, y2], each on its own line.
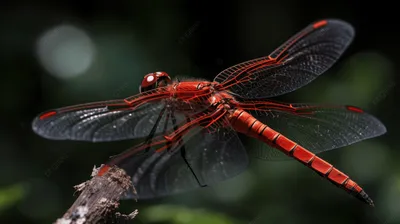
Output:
[139, 71, 172, 93]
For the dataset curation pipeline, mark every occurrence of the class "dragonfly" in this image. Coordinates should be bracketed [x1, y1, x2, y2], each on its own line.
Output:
[32, 19, 386, 206]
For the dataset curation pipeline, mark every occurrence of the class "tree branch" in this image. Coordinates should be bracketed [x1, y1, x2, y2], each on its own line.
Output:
[54, 165, 137, 224]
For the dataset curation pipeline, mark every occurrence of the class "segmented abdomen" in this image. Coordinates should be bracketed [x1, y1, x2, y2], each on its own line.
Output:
[229, 109, 374, 206]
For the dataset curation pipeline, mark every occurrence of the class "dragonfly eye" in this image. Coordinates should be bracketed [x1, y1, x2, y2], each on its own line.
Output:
[140, 74, 157, 93]
[139, 82, 157, 93]
[139, 72, 172, 93]
[157, 77, 171, 87]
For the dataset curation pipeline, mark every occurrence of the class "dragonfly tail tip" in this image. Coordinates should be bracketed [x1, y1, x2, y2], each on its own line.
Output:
[356, 189, 374, 207]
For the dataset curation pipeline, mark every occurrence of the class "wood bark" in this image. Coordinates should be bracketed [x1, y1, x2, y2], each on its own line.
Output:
[54, 165, 138, 224]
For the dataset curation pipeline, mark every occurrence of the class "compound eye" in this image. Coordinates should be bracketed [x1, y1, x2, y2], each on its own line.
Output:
[140, 74, 158, 93]
[146, 75, 155, 83]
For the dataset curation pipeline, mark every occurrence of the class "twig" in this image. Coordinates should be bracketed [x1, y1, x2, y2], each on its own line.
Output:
[54, 165, 137, 224]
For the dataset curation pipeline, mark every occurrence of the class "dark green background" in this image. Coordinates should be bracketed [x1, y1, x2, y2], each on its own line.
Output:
[1, 0, 399, 223]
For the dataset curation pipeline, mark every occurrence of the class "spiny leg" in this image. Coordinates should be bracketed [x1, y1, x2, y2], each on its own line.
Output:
[170, 106, 207, 188]
[108, 104, 168, 161]
[143, 104, 169, 153]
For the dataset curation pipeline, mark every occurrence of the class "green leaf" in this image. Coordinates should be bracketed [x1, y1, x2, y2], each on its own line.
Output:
[0, 183, 26, 212]
[140, 204, 242, 224]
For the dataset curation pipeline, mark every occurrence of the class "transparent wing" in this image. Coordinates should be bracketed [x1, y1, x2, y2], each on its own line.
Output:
[241, 101, 387, 160]
[214, 19, 354, 98]
[32, 87, 207, 142]
[115, 120, 249, 199]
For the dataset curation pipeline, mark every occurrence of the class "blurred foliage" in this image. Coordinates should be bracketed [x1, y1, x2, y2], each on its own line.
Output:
[0, 184, 26, 213]
[1, 0, 400, 224]
[139, 205, 242, 224]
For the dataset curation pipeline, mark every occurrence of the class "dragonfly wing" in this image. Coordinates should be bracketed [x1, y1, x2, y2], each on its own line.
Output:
[117, 123, 249, 199]
[32, 89, 206, 142]
[214, 19, 354, 98]
[244, 102, 386, 160]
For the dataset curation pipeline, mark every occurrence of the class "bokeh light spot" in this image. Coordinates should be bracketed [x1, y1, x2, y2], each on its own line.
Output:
[36, 24, 95, 79]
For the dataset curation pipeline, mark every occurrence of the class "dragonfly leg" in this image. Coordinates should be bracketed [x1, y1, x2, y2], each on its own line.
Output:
[143, 105, 169, 153]
[180, 146, 207, 187]
[169, 107, 207, 188]
[105, 104, 169, 167]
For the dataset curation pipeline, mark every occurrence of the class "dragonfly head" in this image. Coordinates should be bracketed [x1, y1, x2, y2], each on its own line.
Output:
[139, 71, 172, 93]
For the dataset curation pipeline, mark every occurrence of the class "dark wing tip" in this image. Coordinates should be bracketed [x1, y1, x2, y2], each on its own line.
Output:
[345, 105, 387, 137]
[311, 19, 355, 46]
[31, 108, 74, 141]
[31, 115, 67, 141]
[32, 110, 56, 136]
[312, 20, 328, 28]
[321, 18, 355, 38]
[345, 105, 364, 113]
[38, 110, 57, 120]
[31, 116, 44, 136]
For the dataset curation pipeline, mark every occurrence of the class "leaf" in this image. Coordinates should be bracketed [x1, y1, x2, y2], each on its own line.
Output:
[0, 183, 26, 212]
[140, 204, 242, 224]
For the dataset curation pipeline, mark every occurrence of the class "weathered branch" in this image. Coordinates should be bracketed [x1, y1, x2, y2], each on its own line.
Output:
[55, 165, 138, 224]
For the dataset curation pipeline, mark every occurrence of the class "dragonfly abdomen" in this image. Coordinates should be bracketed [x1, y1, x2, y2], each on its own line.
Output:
[271, 134, 374, 206]
[229, 109, 374, 206]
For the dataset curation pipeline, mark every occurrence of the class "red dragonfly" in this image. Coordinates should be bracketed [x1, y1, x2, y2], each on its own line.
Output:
[32, 19, 386, 206]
